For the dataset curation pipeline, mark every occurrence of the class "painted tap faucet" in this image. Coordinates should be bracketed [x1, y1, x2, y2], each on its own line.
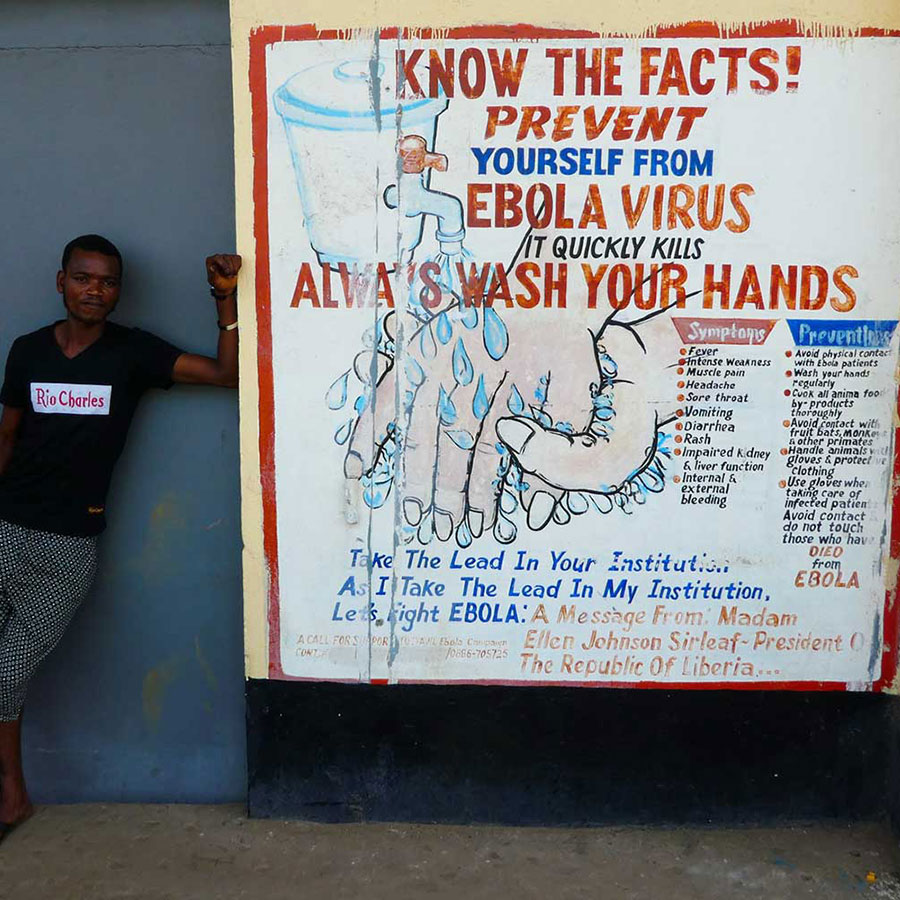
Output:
[384, 135, 465, 261]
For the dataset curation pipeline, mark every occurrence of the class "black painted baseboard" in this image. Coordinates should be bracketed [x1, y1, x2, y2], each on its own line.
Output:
[246, 679, 890, 825]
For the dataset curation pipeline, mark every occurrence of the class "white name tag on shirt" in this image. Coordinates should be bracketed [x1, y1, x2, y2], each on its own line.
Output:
[30, 382, 112, 415]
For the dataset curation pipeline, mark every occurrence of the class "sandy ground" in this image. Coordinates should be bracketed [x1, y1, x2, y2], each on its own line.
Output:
[0, 805, 899, 899]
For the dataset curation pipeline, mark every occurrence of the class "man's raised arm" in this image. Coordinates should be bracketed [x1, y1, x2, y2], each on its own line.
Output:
[172, 254, 242, 388]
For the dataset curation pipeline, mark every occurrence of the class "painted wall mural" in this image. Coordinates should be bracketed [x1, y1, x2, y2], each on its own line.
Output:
[247, 24, 900, 687]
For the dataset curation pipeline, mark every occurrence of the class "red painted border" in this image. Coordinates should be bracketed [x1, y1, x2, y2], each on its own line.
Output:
[264, 21, 900, 42]
[872, 422, 900, 692]
[271, 674, 852, 690]
[249, 24, 900, 688]
[249, 29, 283, 677]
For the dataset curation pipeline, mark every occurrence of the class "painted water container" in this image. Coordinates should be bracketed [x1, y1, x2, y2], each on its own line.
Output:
[274, 58, 448, 266]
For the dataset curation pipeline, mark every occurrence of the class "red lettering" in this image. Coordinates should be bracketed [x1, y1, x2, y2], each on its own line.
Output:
[429, 49, 455, 98]
[657, 49, 689, 96]
[467, 184, 492, 227]
[639, 48, 660, 95]
[749, 48, 779, 92]
[290, 263, 320, 307]
[459, 48, 486, 99]
[689, 49, 715, 94]
[484, 105, 517, 139]
[397, 49, 424, 98]
[487, 48, 528, 97]
[545, 48, 572, 95]
[719, 47, 747, 93]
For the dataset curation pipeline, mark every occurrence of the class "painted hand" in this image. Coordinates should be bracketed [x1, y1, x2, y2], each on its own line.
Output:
[492, 311, 681, 536]
[342, 295, 680, 546]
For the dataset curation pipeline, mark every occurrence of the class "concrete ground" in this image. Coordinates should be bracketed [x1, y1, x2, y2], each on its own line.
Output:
[0, 806, 899, 899]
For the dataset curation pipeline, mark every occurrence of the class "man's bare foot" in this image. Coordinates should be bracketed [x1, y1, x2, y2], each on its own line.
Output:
[0, 777, 34, 827]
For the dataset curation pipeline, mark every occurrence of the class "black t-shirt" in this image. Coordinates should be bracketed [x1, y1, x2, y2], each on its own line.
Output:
[0, 322, 183, 536]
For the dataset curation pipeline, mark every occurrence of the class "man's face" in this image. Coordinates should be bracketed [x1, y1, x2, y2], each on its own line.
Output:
[57, 249, 121, 324]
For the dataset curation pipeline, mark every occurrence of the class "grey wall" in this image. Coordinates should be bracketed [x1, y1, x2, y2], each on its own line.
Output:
[0, 1, 245, 802]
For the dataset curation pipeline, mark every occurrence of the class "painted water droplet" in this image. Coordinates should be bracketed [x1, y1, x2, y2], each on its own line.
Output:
[408, 288, 433, 322]
[529, 406, 552, 429]
[590, 494, 614, 514]
[434, 251, 455, 293]
[363, 483, 388, 508]
[419, 325, 438, 359]
[456, 519, 473, 548]
[334, 419, 353, 445]
[493, 514, 517, 544]
[417, 510, 434, 545]
[438, 385, 457, 426]
[459, 301, 478, 329]
[507, 384, 525, 415]
[326, 371, 350, 410]
[482, 305, 509, 360]
[436, 312, 452, 345]
[446, 429, 474, 450]
[472, 374, 489, 420]
[411, 279, 436, 316]
[404, 356, 425, 387]
[354, 393, 368, 415]
[452, 338, 474, 386]
[598, 353, 618, 379]
[500, 489, 518, 514]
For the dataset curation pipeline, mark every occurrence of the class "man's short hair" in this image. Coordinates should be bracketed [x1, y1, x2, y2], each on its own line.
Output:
[61, 234, 123, 276]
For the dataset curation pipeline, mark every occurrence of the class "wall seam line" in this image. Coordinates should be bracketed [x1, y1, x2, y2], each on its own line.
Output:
[0, 43, 231, 51]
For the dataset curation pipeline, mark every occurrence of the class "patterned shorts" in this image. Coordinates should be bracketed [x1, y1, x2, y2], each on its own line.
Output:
[0, 519, 97, 720]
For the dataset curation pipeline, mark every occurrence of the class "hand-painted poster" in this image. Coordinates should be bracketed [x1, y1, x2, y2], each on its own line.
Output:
[247, 24, 900, 688]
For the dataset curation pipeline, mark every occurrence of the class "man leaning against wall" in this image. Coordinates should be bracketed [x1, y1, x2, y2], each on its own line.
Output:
[0, 234, 241, 841]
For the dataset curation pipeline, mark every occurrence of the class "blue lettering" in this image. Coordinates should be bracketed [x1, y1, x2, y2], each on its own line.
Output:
[469, 146, 495, 175]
